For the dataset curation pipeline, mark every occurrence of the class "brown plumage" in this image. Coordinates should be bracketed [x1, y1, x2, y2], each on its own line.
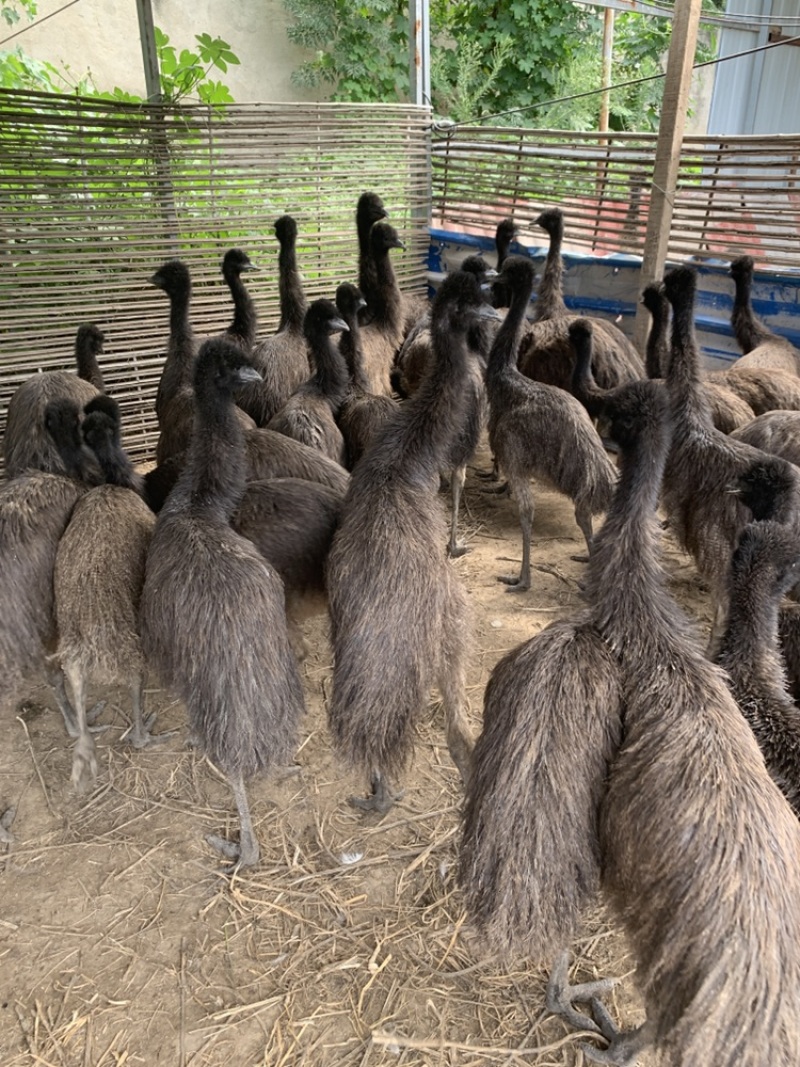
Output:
[706, 364, 800, 414]
[3, 324, 103, 479]
[0, 400, 93, 737]
[716, 516, 800, 817]
[334, 282, 399, 469]
[730, 410, 800, 466]
[140, 338, 305, 868]
[238, 215, 309, 426]
[579, 378, 800, 1067]
[641, 281, 754, 433]
[267, 299, 350, 464]
[55, 402, 157, 791]
[326, 271, 487, 813]
[660, 265, 800, 648]
[727, 254, 800, 374]
[487, 256, 617, 591]
[233, 476, 343, 658]
[517, 208, 644, 391]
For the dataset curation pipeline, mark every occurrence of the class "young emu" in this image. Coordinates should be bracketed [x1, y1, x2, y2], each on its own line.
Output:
[3, 324, 103, 479]
[0, 399, 95, 743]
[238, 216, 310, 426]
[326, 271, 492, 813]
[486, 255, 617, 591]
[562, 382, 800, 1066]
[715, 515, 800, 817]
[140, 339, 305, 867]
[727, 254, 800, 374]
[660, 265, 800, 650]
[55, 399, 158, 792]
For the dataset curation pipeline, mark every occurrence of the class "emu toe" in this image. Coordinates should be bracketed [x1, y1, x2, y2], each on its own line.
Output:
[71, 734, 98, 793]
[206, 831, 260, 870]
[121, 713, 178, 749]
[498, 574, 530, 592]
[546, 951, 615, 1036]
[580, 999, 651, 1066]
[482, 480, 510, 496]
[448, 541, 471, 559]
[0, 806, 16, 846]
[349, 774, 403, 815]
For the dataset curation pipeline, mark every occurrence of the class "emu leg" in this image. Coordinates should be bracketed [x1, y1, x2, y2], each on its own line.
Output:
[571, 498, 594, 563]
[349, 771, 403, 815]
[122, 674, 177, 748]
[63, 662, 97, 793]
[206, 772, 260, 868]
[498, 482, 533, 591]
[546, 950, 612, 1035]
[47, 663, 106, 738]
[448, 464, 470, 558]
[440, 603, 473, 785]
[580, 999, 653, 1066]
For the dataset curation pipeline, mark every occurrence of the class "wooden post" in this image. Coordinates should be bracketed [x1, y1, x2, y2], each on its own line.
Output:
[135, 0, 161, 103]
[599, 7, 615, 135]
[632, 0, 703, 353]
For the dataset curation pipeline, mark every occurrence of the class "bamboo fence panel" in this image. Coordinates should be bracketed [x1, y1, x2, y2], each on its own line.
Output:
[0, 89, 431, 469]
[431, 126, 800, 268]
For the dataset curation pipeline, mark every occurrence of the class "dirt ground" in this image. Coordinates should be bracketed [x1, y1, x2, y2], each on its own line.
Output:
[0, 436, 713, 1067]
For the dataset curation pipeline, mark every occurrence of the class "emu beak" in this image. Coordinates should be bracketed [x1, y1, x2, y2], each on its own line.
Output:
[357, 297, 368, 310]
[242, 263, 260, 273]
[392, 238, 406, 251]
[148, 274, 162, 288]
[477, 304, 501, 321]
[235, 366, 263, 386]
[330, 317, 349, 333]
[483, 267, 499, 279]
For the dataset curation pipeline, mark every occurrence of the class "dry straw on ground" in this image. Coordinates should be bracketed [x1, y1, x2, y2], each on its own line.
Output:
[1, 448, 708, 1066]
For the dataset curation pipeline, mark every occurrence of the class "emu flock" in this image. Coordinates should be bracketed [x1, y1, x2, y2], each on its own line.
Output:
[4, 194, 800, 1065]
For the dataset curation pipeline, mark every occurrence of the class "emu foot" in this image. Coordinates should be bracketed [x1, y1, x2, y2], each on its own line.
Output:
[60, 700, 108, 739]
[474, 466, 499, 481]
[206, 830, 260, 870]
[497, 574, 530, 593]
[580, 999, 650, 1066]
[0, 807, 17, 846]
[71, 734, 98, 793]
[349, 775, 403, 815]
[546, 951, 615, 1035]
[121, 713, 178, 750]
[482, 480, 510, 496]
[570, 552, 590, 564]
[448, 541, 471, 559]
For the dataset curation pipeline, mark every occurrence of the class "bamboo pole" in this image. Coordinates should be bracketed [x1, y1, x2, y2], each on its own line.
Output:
[632, 0, 703, 352]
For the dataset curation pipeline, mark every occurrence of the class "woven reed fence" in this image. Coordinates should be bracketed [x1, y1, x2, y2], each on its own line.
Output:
[431, 125, 800, 269]
[0, 89, 431, 468]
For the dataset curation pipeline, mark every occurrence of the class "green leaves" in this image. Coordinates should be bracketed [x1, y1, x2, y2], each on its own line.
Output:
[152, 28, 239, 105]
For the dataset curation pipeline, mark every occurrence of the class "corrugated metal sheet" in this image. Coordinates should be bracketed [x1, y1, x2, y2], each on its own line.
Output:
[708, 0, 800, 135]
[0, 89, 431, 470]
[431, 125, 800, 268]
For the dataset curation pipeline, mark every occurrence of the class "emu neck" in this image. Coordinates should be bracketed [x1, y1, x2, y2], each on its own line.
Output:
[278, 242, 306, 333]
[719, 568, 786, 691]
[534, 227, 568, 321]
[309, 334, 350, 412]
[339, 318, 371, 395]
[401, 318, 470, 476]
[486, 276, 532, 401]
[75, 343, 106, 392]
[187, 386, 247, 522]
[570, 336, 607, 418]
[369, 246, 402, 332]
[94, 439, 144, 495]
[358, 223, 380, 310]
[586, 407, 676, 652]
[666, 303, 714, 431]
[225, 269, 257, 349]
[732, 269, 772, 352]
[645, 300, 668, 379]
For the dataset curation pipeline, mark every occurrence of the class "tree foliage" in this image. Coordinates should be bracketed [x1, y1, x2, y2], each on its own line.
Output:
[282, 0, 725, 132]
[0, 1, 238, 104]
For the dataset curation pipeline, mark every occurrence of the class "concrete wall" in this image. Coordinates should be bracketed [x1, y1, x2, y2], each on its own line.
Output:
[11, 0, 326, 102]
